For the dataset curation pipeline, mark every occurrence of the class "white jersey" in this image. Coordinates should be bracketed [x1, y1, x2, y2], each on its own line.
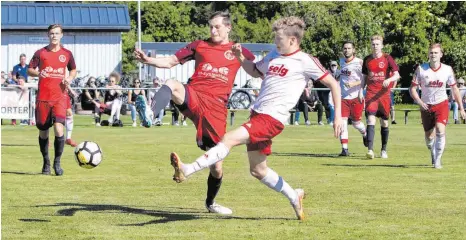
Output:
[412, 63, 456, 105]
[252, 49, 328, 124]
[339, 57, 363, 99]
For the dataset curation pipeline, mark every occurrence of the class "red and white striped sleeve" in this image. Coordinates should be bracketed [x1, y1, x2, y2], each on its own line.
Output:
[304, 54, 328, 81]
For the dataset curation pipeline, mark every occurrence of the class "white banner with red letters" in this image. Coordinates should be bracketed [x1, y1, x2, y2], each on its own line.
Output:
[1, 87, 30, 119]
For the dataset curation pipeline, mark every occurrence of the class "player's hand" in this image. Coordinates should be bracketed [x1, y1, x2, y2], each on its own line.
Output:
[133, 48, 149, 63]
[418, 101, 429, 111]
[460, 109, 466, 120]
[382, 79, 391, 88]
[333, 117, 343, 138]
[63, 76, 72, 86]
[231, 43, 244, 61]
[95, 102, 101, 109]
[40, 69, 49, 78]
[358, 90, 364, 103]
[344, 82, 351, 88]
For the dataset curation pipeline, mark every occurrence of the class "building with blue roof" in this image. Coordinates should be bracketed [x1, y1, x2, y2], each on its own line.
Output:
[1, 2, 131, 78]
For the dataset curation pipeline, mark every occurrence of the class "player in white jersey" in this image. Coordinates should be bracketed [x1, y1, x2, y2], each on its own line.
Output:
[409, 43, 465, 169]
[338, 41, 368, 156]
[168, 17, 342, 220]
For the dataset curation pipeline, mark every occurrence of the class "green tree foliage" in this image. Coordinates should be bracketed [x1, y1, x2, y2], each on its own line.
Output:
[105, 1, 466, 99]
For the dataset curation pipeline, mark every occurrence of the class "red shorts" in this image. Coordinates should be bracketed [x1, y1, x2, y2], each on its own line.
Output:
[365, 96, 390, 120]
[341, 98, 364, 121]
[421, 100, 449, 131]
[242, 111, 284, 156]
[179, 85, 227, 151]
[64, 94, 71, 109]
[35, 100, 66, 130]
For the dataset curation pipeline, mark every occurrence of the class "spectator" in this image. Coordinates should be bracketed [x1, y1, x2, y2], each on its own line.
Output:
[127, 78, 145, 127]
[1, 71, 7, 86]
[81, 77, 102, 126]
[12, 53, 28, 83]
[459, 78, 466, 120]
[9, 76, 29, 125]
[147, 77, 165, 126]
[390, 90, 397, 124]
[103, 72, 123, 125]
[6, 71, 16, 85]
[295, 80, 324, 125]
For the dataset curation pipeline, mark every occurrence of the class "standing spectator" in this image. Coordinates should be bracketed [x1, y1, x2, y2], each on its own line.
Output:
[147, 77, 165, 126]
[127, 78, 145, 127]
[448, 85, 459, 124]
[390, 90, 397, 124]
[12, 53, 29, 83]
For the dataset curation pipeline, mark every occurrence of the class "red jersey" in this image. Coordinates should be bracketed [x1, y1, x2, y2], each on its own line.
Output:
[29, 46, 76, 101]
[362, 53, 398, 99]
[175, 39, 255, 103]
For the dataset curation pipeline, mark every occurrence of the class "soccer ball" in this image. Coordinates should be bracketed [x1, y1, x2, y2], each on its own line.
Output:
[74, 141, 103, 169]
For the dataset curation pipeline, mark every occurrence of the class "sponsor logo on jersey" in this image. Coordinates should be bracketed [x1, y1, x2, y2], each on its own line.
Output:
[268, 64, 289, 77]
[427, 80, 444, 88]
[341, 68, 352, 76]
[59, 55, 66, 63]
[224, 50, 235, 60]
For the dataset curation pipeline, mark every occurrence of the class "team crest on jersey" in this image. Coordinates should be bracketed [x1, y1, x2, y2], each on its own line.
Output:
[59, 55, 66, 63]
[224, 50, 235, 60]
[378, 62, 385, 68]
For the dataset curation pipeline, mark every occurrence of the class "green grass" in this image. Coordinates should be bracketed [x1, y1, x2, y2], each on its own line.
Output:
[2, 110, 466, 239]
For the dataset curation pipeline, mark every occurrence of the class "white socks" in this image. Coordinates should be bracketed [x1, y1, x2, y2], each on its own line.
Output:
[434, 132, 446, 164]
[66, 115, 73, 140]
[109, 99, 122, 122]
[340, 120, 349, 149]
[260, 168, 297, 204]
[352, 121, 366, 135]
[182, 142, 230, 177]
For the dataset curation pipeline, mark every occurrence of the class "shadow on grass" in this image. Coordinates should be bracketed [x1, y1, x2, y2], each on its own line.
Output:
[35, 203, 293, 226]
[322, 163, 431, 168]
[1, 171, 41, 175]
[1, 144, 36, 147]
[272, 152, 340, 158]
[19, 218, 51, 222]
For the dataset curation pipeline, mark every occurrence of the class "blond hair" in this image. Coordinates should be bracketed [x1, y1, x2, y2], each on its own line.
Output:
[371, 35, 384, 43]
[429, 43, 444, 53]
[272, 17, 306, 42]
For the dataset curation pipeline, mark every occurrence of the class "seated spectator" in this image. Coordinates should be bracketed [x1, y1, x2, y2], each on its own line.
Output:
[81, 76, 102, 126]
[6, 71, 16, 85]
[102, 72, 123, 125]
[127, 78, 145, 127]
[9, 76, 29, 125]
[295, 80, 324, 125]
[1, 71, 7, 86]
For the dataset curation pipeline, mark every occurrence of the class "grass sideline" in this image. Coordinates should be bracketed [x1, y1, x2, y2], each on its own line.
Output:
[2, 110, 465, 239]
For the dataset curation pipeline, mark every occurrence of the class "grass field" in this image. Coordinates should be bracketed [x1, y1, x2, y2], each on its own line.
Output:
[2, 109, 466, 239]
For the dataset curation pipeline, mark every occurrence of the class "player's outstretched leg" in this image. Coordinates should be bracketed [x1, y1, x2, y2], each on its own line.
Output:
[38, 133, 50, 175]
[248, 151, 305, 220]
[151, 79, 185, 122]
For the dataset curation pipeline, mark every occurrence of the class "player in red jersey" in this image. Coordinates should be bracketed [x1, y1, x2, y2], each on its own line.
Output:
[359, 35, 400, 159]
[28, 24, 77, 176]
[134, 11, 255, 215]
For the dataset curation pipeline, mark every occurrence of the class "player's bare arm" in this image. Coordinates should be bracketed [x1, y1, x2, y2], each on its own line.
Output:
[358, 75, 367, 103]
[133, 48, 180, 69]
[320, 74, 342, 138]
[231, 43, 263, 78]
[64, 69, 77, 85]
[409, 74, 429, 111]
[383, 71, 400, 88]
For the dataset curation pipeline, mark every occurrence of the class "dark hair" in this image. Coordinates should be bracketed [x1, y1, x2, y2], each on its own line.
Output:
[87, 76, 96, 86]
[209, 11, 231, 26]
[47, 24, 63, 33]
[109, 72, 121, 83]
[342, 41, 355, 48]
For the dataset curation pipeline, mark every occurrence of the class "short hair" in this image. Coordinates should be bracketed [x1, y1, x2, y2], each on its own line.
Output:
[272, 16, 306, 42]
[209, 11, 231, 26]
[18, 76, 26, 81]
[429, 43, 444, 53]
[342, 41, 355, 48]
[19, 53, 26, 59]
[109, 72, 121, 83]
[47, 24, 63, 33]
[371, 35, 384, 43]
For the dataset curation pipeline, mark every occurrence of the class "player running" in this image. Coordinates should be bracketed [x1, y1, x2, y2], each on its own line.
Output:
[359, 35, 400, 159]
[134, 11, 255, 215]
[169, 16, 343, 220]
[28, 24, 77, 176]
[338, 41, 367, 156]
[409, 43, 466, 169]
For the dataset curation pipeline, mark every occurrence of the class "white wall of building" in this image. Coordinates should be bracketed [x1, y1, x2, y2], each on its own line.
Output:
[1, 31, 122, 79]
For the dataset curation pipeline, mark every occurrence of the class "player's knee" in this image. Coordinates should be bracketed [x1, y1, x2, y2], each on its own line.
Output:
[249, 166, 267, 180]
[210, 164, 223, 178]
[66, 109, 73, 116]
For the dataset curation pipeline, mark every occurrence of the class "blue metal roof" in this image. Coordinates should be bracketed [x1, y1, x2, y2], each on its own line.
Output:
[1, 2, 131, 32]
